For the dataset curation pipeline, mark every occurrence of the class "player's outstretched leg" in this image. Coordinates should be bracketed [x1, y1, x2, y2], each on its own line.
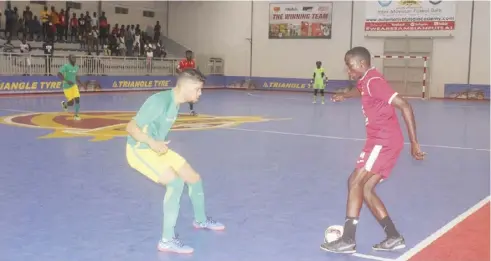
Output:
[363, 175, 405, 251]
[320, 89, 325, 104]
[313, 89, 318, 103]
[320, 168, 372, 254]
[178, 162, 225, 231]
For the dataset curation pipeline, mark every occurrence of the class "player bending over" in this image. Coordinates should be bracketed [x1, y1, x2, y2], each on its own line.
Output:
[177, 50, 198, 116]
[125, 69, 224, 254]
[58, 54, 83, 121]
[312, 61, 327, 104]
[320, 46, 425, 254]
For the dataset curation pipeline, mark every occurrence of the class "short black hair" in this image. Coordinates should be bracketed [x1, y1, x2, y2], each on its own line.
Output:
[185, 50, 193, 54]
[345, 46, 371, 66]
[178, 68, 206, 83]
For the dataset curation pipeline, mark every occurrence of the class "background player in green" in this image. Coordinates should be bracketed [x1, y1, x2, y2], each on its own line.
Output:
[126, 69, 225, 254]
[58, 54, 84, 120]
[311, 61, 328, 104]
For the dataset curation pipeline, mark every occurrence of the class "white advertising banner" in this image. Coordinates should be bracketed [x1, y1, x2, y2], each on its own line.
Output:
[365, 0, 456, 32]
[269, 2, 333, 39]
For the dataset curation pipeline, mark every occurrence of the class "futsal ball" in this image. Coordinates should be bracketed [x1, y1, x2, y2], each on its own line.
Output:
[324, 225, 343, 243]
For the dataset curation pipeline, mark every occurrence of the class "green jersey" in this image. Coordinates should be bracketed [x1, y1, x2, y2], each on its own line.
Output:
[59, 63, 79, 89]
[314, 67, 325, 83]
[127, 90, 180, 149]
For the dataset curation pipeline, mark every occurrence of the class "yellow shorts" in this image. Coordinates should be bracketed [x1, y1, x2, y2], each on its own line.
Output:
[63, 85, 80, 101]
[126, 144, 186, 183]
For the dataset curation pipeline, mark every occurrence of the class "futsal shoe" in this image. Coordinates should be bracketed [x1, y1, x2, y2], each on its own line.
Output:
[61, 101, 68, 111]
[158, 237, 194, 254]
[190, 110, 197, 116]
[320, 238, 356, 254]
[372, 236, 406, 251]
[74, 115, 81, 121]
[193, 217, 225, 231]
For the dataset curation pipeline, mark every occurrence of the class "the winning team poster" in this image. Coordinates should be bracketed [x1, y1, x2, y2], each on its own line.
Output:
[269, 2, 333, 39]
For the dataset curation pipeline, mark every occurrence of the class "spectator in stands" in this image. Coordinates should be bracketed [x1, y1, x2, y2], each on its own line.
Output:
[135, 24, 141, 35]
[78, 13, 86, 47]
[108, 31, 117, 55]
[58, 9, 66, 42]
[23, 6, 33, 38]
[3, 39, 14, 52]
[134, 29, 141, 54]
[42, 39, 54, 75]
[85, 11, 92, 30]
[118, 33, 126, 56]
[111, 24, 118, 36]
[87, 25, 98, 53]
[50, 6, 59, 41]
[28, 15, 41, 41]
[40, 5, 49, 40]
[4, 4, 17, 41]
[154, 21, 161, 42]
[17, 17, 25, 39]
[125, 25, 133, 56]
[70, 13, 78, 42]
[119, 24, 125, 38]
[92, 12, 98, 28]
[145, 40, 154, 73]
[99, 12, 108, 45]
[20, 38, 31, 75]
[129, 24, 135, 39]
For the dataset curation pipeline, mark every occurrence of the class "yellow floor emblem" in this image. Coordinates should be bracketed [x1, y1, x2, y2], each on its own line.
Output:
[0, 111, 277, 141]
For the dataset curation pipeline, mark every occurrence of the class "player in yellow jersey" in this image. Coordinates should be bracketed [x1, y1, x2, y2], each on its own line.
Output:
[311, 61, 328, 104]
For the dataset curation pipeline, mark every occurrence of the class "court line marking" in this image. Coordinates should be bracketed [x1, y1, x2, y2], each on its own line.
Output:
[395, 195, 491, 261]
[353, 253, 395, 261]
[246, 92, 489, 108]
[225, 127, 491, 152]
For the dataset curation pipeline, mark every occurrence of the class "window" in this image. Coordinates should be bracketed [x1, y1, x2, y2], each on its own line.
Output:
[66, 1, 82, 10]
[30, 1, 47, 5]
[115, 7, 129, 14]
[143, 10, 155, 18]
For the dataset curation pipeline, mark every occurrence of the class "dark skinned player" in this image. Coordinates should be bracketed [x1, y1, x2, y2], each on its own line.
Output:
[320, 46, 426, 254]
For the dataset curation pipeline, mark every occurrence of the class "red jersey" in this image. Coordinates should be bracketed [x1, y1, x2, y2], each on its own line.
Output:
[357, 68, 403, 146]
[178, 59, 196, 71]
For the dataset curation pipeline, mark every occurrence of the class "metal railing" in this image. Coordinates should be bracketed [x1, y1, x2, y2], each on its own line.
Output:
[0, 52, 225, 76]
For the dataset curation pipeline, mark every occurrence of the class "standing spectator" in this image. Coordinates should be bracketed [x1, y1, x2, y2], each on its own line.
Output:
[84, 11, 92, 30]
[42, 39, 54, 75]
[49, 6, 59, 41]
[28, 16, 41, 41]
[153, 21, 161, 42]
[177, 50, 198, 115]
[69, 13, 78, 42]
[20, 38, 31, 75]
[40, 5, 49, 40]
[4, 4, 17, 41]
[99, 11, 108, 45]
[23, 6, 33, 39]
[58, 9, 66, 42]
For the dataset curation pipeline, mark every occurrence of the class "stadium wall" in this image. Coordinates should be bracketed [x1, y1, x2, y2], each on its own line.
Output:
[166, 1, 490, 99]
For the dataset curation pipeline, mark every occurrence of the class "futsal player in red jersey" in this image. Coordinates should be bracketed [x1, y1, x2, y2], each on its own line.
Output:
[177, 50, 198, 116]
[320, 47, 426, 254]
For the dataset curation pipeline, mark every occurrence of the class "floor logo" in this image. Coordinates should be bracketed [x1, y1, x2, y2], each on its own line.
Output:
[0, 111, 273, 141]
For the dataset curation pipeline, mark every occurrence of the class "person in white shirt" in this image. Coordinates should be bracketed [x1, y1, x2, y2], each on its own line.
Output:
[19, 38, 32, 75]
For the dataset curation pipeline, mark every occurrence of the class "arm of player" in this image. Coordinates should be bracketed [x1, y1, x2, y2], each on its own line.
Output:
[390, 96, 425, 160]
[331, 86, 360, 102]
[126, 119, 155, 145]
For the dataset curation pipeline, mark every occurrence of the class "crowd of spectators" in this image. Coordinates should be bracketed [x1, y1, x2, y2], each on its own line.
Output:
[2, 2, 167, 58]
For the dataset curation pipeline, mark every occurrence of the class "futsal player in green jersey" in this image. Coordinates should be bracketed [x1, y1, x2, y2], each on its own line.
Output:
[126, 69, 225, 254]
[58, 54, 83, 120]
[311, 61, 328, 104]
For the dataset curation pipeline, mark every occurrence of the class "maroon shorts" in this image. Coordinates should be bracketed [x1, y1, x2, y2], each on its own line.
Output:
[355, 141, 403, 178]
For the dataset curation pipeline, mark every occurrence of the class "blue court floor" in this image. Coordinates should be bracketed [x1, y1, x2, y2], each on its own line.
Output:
[0, 90, 489, 261]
